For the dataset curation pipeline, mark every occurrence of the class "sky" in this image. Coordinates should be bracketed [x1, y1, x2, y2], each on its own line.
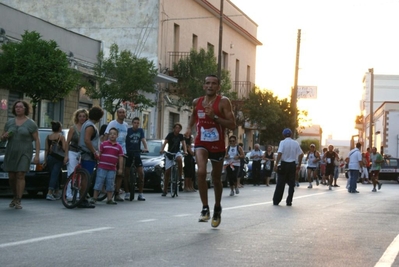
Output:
[230, 0, 399, 142]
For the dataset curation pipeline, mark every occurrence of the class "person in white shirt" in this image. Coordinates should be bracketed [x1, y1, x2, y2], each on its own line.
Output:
[273, 128, 304, 206]
[224, 135, 244, 196]
[306, 144, 320, 188]
[250, 143, 263, 186]
[348, 142, 363, 193]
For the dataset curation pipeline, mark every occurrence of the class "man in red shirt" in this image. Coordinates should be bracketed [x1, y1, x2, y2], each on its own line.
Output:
[185, 75, 236, 228]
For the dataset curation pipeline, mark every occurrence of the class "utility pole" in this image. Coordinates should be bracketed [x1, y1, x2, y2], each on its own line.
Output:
[217, 0, 224, 79]
[291, 29, 301, 136]
[369, 68, 374, 149]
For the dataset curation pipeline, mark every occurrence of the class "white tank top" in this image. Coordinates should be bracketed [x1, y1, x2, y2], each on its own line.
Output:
[227, 146, 240, 166]
[307, 152, 318, 168]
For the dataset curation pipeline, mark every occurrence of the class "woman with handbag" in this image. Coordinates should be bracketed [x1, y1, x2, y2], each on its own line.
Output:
[44, 121, 66, 200]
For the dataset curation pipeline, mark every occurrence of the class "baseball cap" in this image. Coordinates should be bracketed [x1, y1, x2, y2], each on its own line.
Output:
[310, 144, 315, 147]
[282, 128, 292, 137]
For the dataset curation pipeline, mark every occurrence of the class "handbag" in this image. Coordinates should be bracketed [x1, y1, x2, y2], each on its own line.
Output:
[50, 135, 65, 160]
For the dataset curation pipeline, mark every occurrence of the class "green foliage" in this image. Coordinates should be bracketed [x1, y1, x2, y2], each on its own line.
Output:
[0, 31, 80, 107]
[242, 88, 300, 146]
[172, 48, 233, 106]
[300, 139, 321, 154]
[89, 43, 158, 115]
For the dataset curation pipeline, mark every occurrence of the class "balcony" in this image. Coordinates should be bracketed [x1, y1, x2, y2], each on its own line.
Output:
[233, 81, 254, 99]
[168, 51, 190, 75]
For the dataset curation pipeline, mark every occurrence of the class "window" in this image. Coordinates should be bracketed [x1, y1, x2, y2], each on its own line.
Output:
[192, 34, 198, 50]
[207, 42, 214, 52]
[169, 112, 180, 133]
[38, 99, 64, 128]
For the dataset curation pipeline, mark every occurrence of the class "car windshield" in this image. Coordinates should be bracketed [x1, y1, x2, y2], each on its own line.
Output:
[146, 140, 166, 157]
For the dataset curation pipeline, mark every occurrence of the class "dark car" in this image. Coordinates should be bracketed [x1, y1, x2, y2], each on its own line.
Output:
[379, 157, 399, 182]
[0, 128, 68, 197]
[141, 139, 165, 192]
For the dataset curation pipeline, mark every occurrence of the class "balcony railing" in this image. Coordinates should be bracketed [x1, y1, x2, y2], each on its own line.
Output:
[168, 51, 190, 73]
[233, 81, 254, 99]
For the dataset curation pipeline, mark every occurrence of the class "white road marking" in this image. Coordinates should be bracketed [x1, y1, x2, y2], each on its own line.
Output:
[375, 234, 399, 267]
[138, 219, 157, 222]
[0, 227, 113, 248]
[173, 214, 192, 217]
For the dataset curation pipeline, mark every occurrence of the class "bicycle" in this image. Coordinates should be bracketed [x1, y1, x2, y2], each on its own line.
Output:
[164, 151, 179, 198]
[61, 151, 91, 209]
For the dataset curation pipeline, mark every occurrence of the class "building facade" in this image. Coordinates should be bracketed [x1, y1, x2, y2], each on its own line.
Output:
[0, 3, 101, 129]
[1, 0, 262, 146]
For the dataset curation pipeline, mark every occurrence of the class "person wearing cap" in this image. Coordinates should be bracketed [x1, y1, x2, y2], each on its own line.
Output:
[160, 122, 187, 196]
[273, 128, 304, 206]
[305, 144, 320, 188]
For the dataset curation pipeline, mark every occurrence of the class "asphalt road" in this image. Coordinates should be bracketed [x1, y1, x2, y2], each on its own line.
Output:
[0, 176, 398, 267]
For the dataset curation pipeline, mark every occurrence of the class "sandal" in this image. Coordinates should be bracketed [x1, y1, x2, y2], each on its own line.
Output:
[14, 199, 22, 209]
[9, 198, 16, 208]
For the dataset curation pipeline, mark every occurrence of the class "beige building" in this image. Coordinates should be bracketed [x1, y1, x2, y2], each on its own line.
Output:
[1, 0, 262, 146]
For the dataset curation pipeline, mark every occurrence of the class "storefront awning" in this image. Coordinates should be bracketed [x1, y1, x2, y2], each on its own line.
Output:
[154, 73, 178, 83]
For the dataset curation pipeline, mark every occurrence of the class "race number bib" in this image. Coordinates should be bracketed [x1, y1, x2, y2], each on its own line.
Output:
[198, 110, 205, 119]
[200, 127, 219, 142]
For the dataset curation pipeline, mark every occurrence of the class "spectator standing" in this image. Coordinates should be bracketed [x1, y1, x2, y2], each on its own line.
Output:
[64, 109, 89, 200]
[78, 106, 104, 208]
[370, 147, 383, 192]
[225, 135, 244, 196]
[272, 128, 304, 206]
[183, 134, 196, 192]
[103, 108, 129, 201]
[250, 143, 263, 186]
[1, 100, 40, 209]
[320, 147, 328, 185]
[44, 121, 66, 200]
[237, 142, 245, 188]
[360, 153, 371, 184]
[160, 123, 187, 196]
[348, 142, 363, 193]
[185, 74, 236, 228]
[92, 128, 124, 204]
[125, 117, 149, 201]
[323, 145, 339, 190]
[263, 145, 275, 187]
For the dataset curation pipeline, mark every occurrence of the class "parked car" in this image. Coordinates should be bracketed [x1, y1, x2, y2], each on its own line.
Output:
[141, 139, 165, 192]
[298, 157, 308, 182]
[0, 128, 68, 197]
[379, 157, 399, 183]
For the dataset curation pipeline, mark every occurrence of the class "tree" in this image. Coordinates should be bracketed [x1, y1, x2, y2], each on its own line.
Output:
[242, 88, 299, 146]
[88, 43, 158, 117]
[300, 139, 321, 154]
[0, 31, 80, 119]
[171, 48, 235, 106]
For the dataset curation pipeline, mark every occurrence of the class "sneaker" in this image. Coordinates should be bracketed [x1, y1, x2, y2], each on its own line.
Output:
[114, 195, 124, 202]
[372, 188, 377, 192]
[137, 194, 146, 201]
[308, 184, 313, 189]
[316, 179, 319, 186]
[229, 190, 234, 196]
[235, 188, 240, 194]
[9, 198, 16, 208]
[329, 185, 332, 190]
[46, 194, 56, 201]
[14, 199, 22, 210]
[124, 193, 130, 200]
[198, 208, 210, 222]
[211, 207, 222, 228]
[78, 200, 95, 208]
[106, 199, 117, 205]
[53, 193, 61, 200]
[161, 191, 167, 197]
[378, 183, 382, 190]
[295, 182, 300, 187]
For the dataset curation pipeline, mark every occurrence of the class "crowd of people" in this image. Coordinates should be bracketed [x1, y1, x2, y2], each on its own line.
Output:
[1, 76, 385, 229]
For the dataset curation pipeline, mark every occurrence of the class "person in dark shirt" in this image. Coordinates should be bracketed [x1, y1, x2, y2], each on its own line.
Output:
[160, 123, 187, 196]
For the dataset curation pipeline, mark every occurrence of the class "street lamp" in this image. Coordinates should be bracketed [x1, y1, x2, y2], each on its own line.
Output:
[368, 68, 374, 149]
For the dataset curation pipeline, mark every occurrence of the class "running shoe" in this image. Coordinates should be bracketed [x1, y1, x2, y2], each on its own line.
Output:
[198, 208, 210, 222]
[308, 184, 313, 189]
[329, 185, 332, 190]
[114, 195, 124, 202]
[161, 191, 167, 197]
[46, 194, 56, 201]
[229, 190, 234, 196]
[372, 188, 377, 192]
[378, 183, 382, 190]
[316, 179, 319, 186]
[235, 188, 240, 194]
[295, 182, 300, 187]
[124, 193, 130, 200]
[137, 194, 146, 201]
[211, 207, 222, 228]
[106, 199, 117, 205]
